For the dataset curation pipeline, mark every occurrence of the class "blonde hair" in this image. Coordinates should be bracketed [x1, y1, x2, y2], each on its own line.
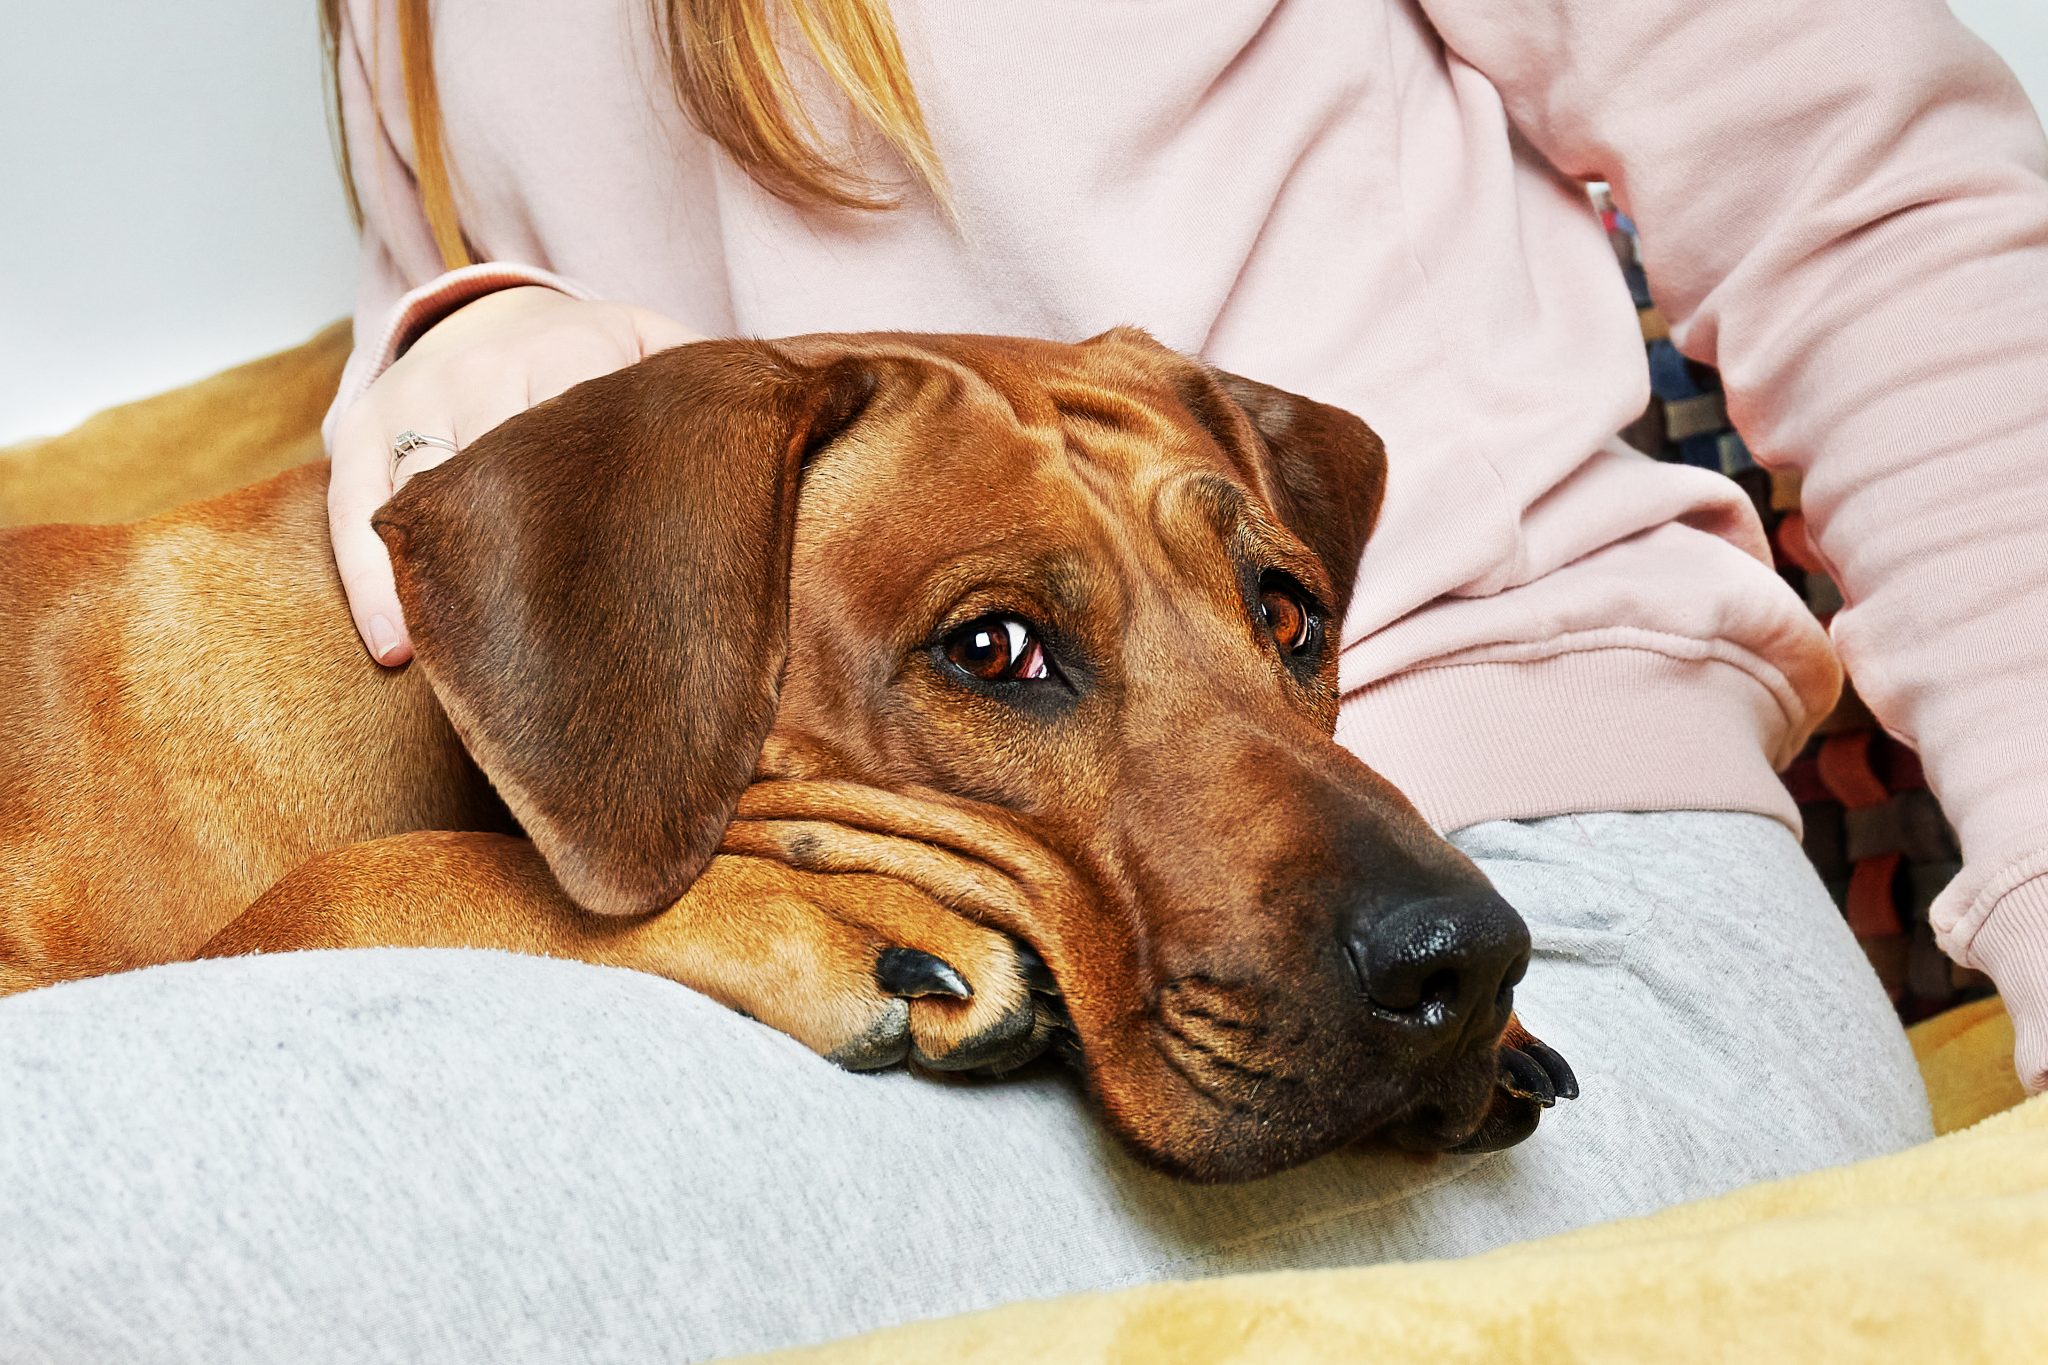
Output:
[319, 0, 947, 271]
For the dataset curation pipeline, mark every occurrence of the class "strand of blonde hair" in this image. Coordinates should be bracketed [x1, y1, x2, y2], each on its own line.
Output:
[320, 0, 948, 272]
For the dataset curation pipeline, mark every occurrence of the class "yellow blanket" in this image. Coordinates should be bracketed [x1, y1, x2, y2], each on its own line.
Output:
[748, 998, 2030, 1365]
[9, 334, 2031, 1365]
[0, 321, 348, 527]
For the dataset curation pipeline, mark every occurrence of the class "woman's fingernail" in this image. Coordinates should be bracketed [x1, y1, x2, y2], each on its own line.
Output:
[367, 614, 403, 662]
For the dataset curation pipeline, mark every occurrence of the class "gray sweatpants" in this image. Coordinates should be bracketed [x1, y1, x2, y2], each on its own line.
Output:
[0, 811, 1931, 1363]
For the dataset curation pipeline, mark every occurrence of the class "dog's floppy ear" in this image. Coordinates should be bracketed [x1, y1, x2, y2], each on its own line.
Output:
[1177, 365, 1387, 616]
[372, 341, 877, 917]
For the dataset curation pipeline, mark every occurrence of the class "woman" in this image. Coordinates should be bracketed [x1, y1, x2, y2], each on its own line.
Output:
[6, 0, 2042, 1358]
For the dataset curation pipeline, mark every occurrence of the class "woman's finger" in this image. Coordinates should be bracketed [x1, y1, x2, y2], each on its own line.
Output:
[449, 375, 539, 451]
[389, 382, 517, 496]
[328, 412, 413, 666]
[627, 305, 704, 357]
[520, 331, 638, 411]
[387, 441, 461, 496]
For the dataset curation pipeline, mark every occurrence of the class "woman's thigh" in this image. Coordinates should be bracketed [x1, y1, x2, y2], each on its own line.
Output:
[0, 810, 1929, 1363]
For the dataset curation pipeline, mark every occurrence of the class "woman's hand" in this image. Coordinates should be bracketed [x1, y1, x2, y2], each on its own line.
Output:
[328, 286, 703, 664]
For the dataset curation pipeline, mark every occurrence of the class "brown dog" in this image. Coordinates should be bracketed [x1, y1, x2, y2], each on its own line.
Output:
[0, 328, 1574, 1181]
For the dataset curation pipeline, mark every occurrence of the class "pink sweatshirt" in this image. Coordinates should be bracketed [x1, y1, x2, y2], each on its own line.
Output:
[328, 0, 2048, 1087]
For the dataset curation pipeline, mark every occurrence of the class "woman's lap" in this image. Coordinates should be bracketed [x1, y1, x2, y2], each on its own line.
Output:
[0, 810, 1930, 1363]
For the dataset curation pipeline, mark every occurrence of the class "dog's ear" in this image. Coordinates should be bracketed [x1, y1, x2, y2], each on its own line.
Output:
[372, 341, 878, 917]
[1176, 365, 1387, 616]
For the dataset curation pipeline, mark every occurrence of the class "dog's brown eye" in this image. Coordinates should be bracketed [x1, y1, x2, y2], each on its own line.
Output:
[943, 615, 1050, 682]
[1260, 581, 1316, 655]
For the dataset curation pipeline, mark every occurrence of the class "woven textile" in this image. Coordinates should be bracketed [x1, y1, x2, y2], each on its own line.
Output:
[1592, 186, 1993, 1022]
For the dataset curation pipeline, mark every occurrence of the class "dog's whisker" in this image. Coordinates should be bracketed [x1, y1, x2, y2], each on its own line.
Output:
[1153, 1043, 1260, 1118]
[1156, 974, 1267, 1036]
[1155, 1012, 1297, 1089]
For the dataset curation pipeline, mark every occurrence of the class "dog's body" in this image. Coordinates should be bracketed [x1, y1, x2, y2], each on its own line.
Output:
[1, 329, 1574, 1180]
[2, 466, 496, 981]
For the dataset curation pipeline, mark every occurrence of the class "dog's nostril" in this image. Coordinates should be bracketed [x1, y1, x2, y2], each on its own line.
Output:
[1345, 890, 1531, 1043]
[1419, 968, 1461, 1012]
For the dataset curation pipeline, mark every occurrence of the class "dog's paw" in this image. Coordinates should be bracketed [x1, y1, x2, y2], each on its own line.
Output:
[658, 856, 1061, 1075]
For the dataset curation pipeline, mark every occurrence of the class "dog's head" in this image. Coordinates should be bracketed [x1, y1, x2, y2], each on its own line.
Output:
[375, 330, 1572, 1180]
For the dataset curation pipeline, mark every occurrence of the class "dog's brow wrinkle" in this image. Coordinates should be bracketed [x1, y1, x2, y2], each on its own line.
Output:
[1053, 386, 1157, 436]
[904, 349, 1018, 427]
[1191, 474, 1251, 533]
[922, 547, 1099, 624]
[962, 357, 1054, 429]
[1149, 473, 1248, 557]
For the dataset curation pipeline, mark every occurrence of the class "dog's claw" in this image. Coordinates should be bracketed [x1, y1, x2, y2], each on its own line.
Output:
[1498, 1046, 1557, 1108]
[1015, 942, 1060, 995]
[1520, 1039, 1579, 1101]
[875, 947, 973, 1000]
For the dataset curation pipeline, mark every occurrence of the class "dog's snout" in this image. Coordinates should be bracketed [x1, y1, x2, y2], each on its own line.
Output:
[1343, 890, 1531, 1048]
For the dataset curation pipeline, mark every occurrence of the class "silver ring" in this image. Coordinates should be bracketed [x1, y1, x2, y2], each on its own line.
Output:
[389, 429, 459, 481]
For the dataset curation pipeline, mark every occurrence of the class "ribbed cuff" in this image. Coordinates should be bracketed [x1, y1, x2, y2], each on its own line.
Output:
[1953, 871, 2048, 1094]
[329, 262, 594, 431]
[1335, 646, 1803, 838]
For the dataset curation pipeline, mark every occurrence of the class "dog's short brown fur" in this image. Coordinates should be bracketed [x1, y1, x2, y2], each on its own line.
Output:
[0, 329, 1572, 1181]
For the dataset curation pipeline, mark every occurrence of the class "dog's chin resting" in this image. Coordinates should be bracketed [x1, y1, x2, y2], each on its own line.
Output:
[1062, 939, 1573, 1182]
[1, 327, 1575, 1181]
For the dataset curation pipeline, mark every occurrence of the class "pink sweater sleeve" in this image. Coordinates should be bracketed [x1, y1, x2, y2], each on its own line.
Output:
[1417, 0, 2048, 1085]
[320, 0, 589, 449]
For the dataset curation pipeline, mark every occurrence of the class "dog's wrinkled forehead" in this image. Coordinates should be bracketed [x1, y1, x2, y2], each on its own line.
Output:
[799, 331, 1224, 476]
[784, 330, 1330, 630]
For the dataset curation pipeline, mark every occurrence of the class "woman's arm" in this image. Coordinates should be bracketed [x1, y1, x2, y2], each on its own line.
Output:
[320, 0, 592, 445]
[322, 0, 697, 665]
[1418, 0, 2048, 1085]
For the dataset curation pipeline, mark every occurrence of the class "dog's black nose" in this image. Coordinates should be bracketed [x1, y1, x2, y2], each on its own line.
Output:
[1343, 889, 1530, 1048]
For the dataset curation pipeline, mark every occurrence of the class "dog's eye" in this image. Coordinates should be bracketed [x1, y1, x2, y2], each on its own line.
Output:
[942, 614, 1050, 682]
[1259, 577, 1320, 656]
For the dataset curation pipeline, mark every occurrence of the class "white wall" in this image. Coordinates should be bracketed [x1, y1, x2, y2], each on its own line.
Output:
[0, 2, 2042, 447]
[0, 2, 358, 445]
[1955, 0, 2048, 117]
